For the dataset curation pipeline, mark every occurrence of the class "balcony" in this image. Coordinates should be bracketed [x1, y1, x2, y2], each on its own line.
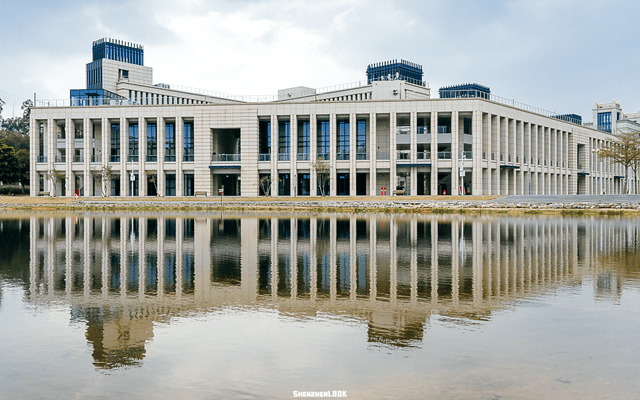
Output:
[416, 151, 431, 160]
[38, 156, 47, 163]
[212, 154, 241, 162]
[396, 150, 410, 160]
[55, 156, 66, 163]
[297, 153, 310, 161]
[259, 153, 271, 162]
[437, 126, 450, 134]
[91, 155, 102, 163]
[73, 155, 83, 162]
[437, 151, 452, 159]
[461, 151, 472, 159]
[417, 126, 429, 134]
[396, 126, 410, 135]
[278, 154, 290, 161]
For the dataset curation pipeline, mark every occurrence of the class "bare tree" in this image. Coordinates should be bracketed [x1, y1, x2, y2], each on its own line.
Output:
[145, 171, 160, 196]
[45, 168, 65, 196]
[259, 174, 272, 196]
[599, 130, 640, 194]
[313, 159, 330, 196]
[90, 165, 113, 197]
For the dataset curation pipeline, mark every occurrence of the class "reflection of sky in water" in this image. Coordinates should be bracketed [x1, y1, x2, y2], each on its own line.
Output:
[1, 214, 639, 399]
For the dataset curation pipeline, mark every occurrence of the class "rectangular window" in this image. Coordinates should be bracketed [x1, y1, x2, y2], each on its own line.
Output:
[165, 123, 175, 161]
[147, 123, 157, 161]
[110, 123, 120, 162]
[317, 120, 330, 160]
[597, 112, 612, 132]
[279, 120, 290, 154]
[337, 119, 349, 160]
[166, 174, 176, 196]
[357, 119, 367, 155]
[298, 120, 310, 156]
[259, 120, 271, 154]
[128, 123, 138, 162]
[183, 122, 194, 161]
[184, 173, 194, 196]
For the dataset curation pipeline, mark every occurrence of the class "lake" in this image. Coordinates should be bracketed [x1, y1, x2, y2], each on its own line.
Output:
[1, 212, 639, 399]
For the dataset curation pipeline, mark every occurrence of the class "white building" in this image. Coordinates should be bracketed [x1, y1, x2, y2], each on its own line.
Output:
[30, 38, 633, 197]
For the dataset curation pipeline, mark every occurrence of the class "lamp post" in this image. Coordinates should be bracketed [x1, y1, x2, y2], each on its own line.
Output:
[592, 148, 604, 195]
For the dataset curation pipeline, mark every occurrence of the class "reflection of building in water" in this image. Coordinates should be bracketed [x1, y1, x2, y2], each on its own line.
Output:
[75, 306, 153, 369]
[28, 214, 640, 362]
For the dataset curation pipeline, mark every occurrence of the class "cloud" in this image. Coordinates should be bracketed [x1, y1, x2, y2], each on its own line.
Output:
[2, 0, 640, 120]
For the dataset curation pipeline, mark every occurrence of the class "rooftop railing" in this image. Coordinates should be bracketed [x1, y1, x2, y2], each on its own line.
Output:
[438, 89, 584, 126]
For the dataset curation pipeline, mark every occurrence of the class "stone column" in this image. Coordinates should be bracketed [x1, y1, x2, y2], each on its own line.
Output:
[139, 117, 147, 196]
[291, 115, 298, 196]
[310, 114, 318, 196]
[349, 113, 356, 196]
[330, 114, 337, 196]
[451, 111, 460, 195]
[430, 112, 438, 195]
[271, 115, 278, 197]
[176, 116, 184, 196]
[158, 117, 166, 196]
[66, 118, 73, 196]
[410, 111, 417, 196]
[120, 117, 128, 196]
[83, 118, 92, 196]
[390, 112, 397, 193]
[370, 113, 377, 195]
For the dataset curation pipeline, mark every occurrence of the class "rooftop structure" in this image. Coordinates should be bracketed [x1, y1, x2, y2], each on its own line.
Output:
[92, 38, 144, 65]
[366, 59, 424, 86]
[439, 83, 490, 99]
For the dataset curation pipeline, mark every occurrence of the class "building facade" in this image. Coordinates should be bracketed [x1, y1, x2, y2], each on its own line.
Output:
[29, 39, 633, 197]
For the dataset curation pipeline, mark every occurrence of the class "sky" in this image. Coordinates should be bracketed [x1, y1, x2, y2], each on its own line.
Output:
[1, 0, 639, 122]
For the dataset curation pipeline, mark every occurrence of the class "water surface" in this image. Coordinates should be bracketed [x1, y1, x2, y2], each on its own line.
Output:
[1, 213, 639, 399]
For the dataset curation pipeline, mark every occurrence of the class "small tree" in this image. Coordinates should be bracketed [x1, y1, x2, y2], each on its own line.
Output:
[0, 140, 18, 185]
[313, 159, 330, 196]
[45, 168, 65, 196]
[599, 130, 640, 194]
[90, 165, 112, 197]
[14, 149, 29, 194]
[146, 171, 159, 196]
[259, 174, 272, 196]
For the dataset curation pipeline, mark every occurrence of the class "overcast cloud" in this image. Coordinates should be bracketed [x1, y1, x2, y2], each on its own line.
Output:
[1, 0, 638, 122]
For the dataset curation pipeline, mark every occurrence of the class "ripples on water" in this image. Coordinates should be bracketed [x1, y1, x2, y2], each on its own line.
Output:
[0, 213, 639, 399]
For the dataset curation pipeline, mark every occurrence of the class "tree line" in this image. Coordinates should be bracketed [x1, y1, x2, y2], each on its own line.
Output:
[0, 97, 31, 193]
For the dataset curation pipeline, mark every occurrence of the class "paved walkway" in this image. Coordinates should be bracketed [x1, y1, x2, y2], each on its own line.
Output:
[492, 194, 640, 204]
